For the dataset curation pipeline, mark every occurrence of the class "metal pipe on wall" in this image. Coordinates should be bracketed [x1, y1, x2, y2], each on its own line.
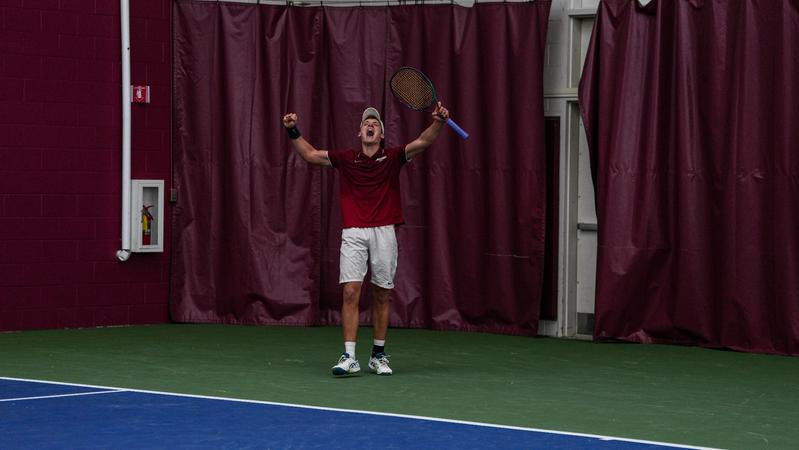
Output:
[116, 0, 132, 262]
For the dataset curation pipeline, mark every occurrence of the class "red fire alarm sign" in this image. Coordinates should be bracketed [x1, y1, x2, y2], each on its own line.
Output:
[131, 85, 150, 104]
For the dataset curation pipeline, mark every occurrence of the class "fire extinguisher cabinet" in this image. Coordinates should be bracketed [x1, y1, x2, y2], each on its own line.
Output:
[131, 179, 165, 253]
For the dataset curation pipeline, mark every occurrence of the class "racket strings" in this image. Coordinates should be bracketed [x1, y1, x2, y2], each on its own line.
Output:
[390, 69, 435, 110]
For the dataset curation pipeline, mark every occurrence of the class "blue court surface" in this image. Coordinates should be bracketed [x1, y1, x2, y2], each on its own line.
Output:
[0, 377, 716, 449]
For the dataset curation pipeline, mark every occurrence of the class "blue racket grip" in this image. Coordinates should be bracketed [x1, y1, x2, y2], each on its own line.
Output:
[446, 118, 469, 140]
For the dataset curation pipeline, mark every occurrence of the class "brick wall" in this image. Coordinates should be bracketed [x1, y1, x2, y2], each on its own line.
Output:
[0, 0, 171, 331]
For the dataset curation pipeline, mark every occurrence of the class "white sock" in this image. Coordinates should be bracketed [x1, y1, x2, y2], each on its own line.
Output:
[373, 339, 385, 347]
[344, 341, 356, 359]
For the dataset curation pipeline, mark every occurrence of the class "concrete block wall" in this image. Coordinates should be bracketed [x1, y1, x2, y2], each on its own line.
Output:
[0, 0, 171, 331]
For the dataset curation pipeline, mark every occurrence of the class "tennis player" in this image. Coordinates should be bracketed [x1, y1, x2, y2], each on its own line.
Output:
[282, 102, 450, 376]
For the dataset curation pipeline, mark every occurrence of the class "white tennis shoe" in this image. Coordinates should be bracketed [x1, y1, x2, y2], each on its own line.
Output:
[331, 353, 360, 376]
[368, 353, 393, 376]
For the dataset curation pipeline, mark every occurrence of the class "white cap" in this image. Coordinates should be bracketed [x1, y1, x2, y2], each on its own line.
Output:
[362, 107, 385, 136]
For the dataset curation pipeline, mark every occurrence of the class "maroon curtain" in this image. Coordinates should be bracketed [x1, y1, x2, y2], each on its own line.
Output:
[172, 1, 551, 335]
[579, 0, 799, 354]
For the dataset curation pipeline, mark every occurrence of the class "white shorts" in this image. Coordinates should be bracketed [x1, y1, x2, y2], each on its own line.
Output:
[339, 225, 398, 289]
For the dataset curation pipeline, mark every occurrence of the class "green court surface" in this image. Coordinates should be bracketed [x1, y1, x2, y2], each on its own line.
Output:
[1, 324, 796, 449]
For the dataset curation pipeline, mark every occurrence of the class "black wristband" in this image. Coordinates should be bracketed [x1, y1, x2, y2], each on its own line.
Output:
[286, 126, 301, 140]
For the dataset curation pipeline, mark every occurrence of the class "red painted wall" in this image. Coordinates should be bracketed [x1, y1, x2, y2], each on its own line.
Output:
[0, 0, 172, 331]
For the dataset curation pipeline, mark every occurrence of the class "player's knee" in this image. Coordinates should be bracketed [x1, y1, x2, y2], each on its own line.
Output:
[373, 286, 391, 304]
[342, 283, 361, 303]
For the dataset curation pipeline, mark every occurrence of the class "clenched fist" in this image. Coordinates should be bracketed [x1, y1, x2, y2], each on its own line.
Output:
[282, 113, 298, 128]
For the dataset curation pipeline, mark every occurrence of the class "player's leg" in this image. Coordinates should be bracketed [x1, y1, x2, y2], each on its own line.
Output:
[342, 281, 362, 343]
[367, 225, 397, 376]
[371, 285, 390, 342]
[332, 228, 369, 376]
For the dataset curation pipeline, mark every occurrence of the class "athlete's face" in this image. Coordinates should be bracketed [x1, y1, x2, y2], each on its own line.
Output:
[359, 118, 383, 145]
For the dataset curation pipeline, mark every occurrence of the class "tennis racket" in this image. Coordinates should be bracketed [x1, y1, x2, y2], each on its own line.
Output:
[390, 67, 469, 140]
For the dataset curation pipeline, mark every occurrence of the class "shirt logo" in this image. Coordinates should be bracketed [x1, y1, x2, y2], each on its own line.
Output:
[375, 156, 387, 162]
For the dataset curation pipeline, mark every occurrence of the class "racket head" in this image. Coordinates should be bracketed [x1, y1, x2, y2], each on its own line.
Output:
[390, 67, 437, 111]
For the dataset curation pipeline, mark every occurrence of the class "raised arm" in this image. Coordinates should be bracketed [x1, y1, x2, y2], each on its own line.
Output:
[282, 113, 330, 166]
[404, 102, 450, 159]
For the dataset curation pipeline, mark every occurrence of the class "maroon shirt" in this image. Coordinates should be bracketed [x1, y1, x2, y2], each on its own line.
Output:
[327, 146, 408, 228]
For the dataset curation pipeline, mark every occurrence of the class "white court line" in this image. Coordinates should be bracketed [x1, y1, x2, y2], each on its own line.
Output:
[0, 376, 720, 450]
[0, 389, 125, 402]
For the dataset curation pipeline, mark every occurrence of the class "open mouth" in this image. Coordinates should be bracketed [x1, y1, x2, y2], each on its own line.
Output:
[366, 129, 375, 137]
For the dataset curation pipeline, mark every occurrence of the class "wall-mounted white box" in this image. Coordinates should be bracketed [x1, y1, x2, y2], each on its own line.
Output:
[131, 179, 164, 253]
